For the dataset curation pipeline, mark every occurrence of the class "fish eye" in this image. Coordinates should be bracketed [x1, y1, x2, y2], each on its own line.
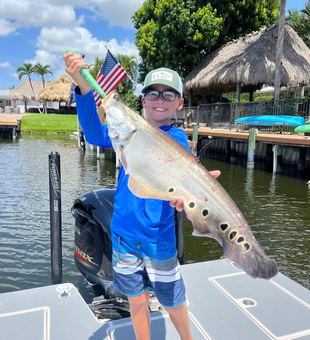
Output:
[113, 93, 120, 101]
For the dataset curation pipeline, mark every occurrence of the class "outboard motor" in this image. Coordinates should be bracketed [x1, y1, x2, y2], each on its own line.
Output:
[72, 187, 132, 320]
[72, 187, 115, 286]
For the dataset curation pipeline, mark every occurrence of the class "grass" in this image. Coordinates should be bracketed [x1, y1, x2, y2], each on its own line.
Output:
[20, 114, 77, 134]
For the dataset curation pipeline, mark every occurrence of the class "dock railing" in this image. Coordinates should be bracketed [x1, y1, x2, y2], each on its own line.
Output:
[173, 98, 310, 130]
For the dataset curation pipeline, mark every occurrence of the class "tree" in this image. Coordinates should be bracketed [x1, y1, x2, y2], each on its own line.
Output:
[33, 63, 53, 88]
[33, 63, 53, 113]
[89, 56, 104, 79]
[132, 0, 280, 80]
[8, 85, 15, 90]
[288, 2, 310, 48]
[274, 0, 287, 101]
[16, 63, 42, 113]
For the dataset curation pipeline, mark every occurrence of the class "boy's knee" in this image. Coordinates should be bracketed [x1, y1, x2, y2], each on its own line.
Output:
[164, 303, 186, 316]
[128, 290, 150, 307]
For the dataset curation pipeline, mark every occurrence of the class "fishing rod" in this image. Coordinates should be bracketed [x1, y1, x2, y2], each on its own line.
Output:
[66, 49, 106, 100]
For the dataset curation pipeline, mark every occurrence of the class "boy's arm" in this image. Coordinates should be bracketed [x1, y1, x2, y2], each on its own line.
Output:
[63, 52, 112, 148]
[75, 87, 113, 148]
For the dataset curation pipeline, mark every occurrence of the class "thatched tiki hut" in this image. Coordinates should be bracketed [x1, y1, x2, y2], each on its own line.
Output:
[183, 24, 310, 104]
[8, 80, 44, 113]
[38, 75, 74, 112]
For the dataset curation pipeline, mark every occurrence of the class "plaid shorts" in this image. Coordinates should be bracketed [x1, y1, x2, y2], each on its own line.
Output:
[112, 232, 186, 308]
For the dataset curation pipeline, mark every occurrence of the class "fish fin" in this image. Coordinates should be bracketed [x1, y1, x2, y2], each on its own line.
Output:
[222, 242, 278, 280]
[192, 229, 209, 237]
[128, 176, 168, 200]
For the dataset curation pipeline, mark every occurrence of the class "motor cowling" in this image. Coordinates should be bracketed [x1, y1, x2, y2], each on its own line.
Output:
[72, 187, 116, 284]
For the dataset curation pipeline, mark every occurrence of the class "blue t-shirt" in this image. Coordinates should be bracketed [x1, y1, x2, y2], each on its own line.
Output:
[75, 88, 190, 242]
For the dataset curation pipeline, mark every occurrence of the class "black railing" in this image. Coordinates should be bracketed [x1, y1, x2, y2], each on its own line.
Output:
[173, 98, 310, 130]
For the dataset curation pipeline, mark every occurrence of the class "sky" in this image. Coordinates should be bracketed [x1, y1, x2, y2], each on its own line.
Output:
[0, 0, 308, 90]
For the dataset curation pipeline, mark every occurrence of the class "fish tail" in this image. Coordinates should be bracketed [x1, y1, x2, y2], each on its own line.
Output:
[223, 244, 278, 279]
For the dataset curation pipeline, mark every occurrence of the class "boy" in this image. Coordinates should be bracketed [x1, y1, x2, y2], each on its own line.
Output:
[64, 52, 219, 340]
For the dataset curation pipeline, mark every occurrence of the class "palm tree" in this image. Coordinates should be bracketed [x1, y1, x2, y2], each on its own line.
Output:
[274, 0, 287, 101]
[89, 56, 104, 79]
[16, 62, 42, 113]
[33, 63, 53, 112]
[289, 2, 310, 48]
[33, 63, 53, 88]
[115, 54, 138, 94]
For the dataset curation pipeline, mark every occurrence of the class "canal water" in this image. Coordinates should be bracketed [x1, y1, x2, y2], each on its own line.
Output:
[0, 135, 309, 303]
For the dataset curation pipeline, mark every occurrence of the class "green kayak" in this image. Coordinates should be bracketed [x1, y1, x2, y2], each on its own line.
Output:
[294, 125, 310, 133]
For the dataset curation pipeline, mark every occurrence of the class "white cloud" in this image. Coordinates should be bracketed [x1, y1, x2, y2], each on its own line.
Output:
[36, 26, 139, 64]
[90, 0, 144, 29]
[29, 26, 140, 81]
[0, 1, 84, 35]
[0, 19, 18, 37]
[0, 0, 143, 34]
[0, 62, 12, 69]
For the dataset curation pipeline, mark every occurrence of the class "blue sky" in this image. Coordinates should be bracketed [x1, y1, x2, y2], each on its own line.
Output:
[0, 0, 308, 90]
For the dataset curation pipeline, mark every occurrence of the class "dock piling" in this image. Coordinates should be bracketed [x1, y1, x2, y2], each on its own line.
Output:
[230, 141, 236, 164]
[247, 128, 257, 170]
[297, 147, 306, 171]
[192, 123, 198, 156]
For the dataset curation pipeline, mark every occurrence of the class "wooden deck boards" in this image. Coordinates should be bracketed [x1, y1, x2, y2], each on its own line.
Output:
[184, 127, 310, 147]
[0, 119, 19, 127]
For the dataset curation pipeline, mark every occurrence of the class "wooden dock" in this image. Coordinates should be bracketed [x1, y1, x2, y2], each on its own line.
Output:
[184, 127, 310, 147]
[0, 118, 19, 128]
[0, 117, 21, 139]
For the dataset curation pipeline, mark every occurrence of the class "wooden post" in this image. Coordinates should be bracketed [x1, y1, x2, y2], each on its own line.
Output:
[235, 82, 241, 119]
[188, 89, 192, 107]
[192, 123, 198, 156]
[230, 141, 236, 164]
[297, 147, 305, 171]
[273, 145, 283, 173]
[97, 146, 105, 159]
[247, 128, 256, 169]
[277, 146, 283, 173]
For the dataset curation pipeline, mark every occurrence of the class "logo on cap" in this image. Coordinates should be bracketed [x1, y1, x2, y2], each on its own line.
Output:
[151, 71, 173, 83]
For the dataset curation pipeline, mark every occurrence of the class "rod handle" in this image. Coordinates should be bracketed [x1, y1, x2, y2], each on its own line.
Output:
[66, 49, 106, 99]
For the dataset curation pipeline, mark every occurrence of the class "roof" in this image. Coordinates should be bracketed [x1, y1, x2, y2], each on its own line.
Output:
[38, 75, 73, 102]
[0, 90, 11, 99]
[183, 24, 310, 94]
[8, 80, 44, 101]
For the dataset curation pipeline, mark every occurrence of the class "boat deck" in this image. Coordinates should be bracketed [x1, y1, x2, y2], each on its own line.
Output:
[1, 259, 309, 339]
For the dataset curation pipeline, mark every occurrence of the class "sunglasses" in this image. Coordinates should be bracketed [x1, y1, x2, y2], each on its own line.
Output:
[145, 90, 179, 102]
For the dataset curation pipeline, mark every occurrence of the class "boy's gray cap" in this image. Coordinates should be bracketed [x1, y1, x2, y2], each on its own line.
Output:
[141, 67, 183, 97]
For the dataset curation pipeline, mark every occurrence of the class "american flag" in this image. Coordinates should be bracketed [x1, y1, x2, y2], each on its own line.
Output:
[93, 50, 127, 106]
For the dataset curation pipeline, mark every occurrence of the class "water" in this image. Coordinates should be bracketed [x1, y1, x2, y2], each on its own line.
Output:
[0, 136, 309, 302]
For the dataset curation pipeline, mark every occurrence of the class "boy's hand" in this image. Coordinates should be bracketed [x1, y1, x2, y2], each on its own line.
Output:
[63, 52, 91, 95]
[170, 170, 221, 212]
